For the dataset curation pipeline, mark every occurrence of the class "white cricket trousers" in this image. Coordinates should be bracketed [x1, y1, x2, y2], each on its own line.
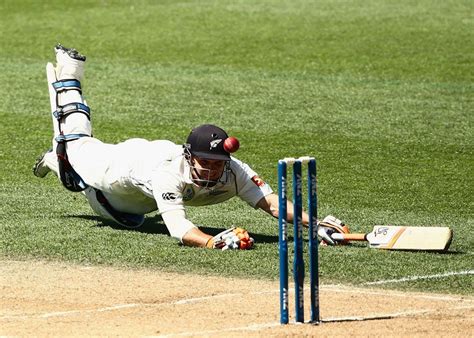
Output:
[50, 83, 119, 194]
[48, 82, 155, 216]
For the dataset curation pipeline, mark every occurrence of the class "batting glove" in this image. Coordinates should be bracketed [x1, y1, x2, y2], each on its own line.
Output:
[206, 227, 254, 250]
[317, 215, 350, 245]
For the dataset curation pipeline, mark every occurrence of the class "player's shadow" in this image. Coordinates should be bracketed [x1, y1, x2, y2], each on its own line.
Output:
[66, 214, 171, 236]
[66, 214, 280, 244]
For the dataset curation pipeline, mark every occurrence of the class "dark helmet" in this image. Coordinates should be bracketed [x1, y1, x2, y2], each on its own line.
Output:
[185, 124, 231, 161]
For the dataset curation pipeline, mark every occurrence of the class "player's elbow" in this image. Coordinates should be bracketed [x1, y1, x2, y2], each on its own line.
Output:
[168, 226, 186, 242]
[256, 194, 280, 218]
[268, 205, 279, 218]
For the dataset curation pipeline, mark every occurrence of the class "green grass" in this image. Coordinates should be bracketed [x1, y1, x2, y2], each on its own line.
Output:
[0, 0, 472, 295]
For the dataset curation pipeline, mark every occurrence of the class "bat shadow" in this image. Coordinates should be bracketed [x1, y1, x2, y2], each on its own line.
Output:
[342, 241, 465, 254]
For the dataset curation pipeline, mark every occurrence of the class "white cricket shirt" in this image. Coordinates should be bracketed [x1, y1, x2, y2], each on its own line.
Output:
[104, 138, 272, 216]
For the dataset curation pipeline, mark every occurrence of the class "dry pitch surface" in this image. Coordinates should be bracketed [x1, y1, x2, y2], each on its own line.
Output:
[1, 260, 473, 336]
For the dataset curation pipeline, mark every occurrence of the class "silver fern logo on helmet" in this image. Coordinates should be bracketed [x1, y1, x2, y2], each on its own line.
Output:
[209, 139, 222, 150]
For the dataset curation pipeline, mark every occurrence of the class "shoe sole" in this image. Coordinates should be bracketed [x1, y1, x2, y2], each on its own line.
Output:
[55, 43, 86, 62]
[33, 150, 52, 178]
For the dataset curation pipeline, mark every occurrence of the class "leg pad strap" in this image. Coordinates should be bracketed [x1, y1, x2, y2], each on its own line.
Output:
[56, 140, 88, 192]
[55, 133, 89, 143]
[54, 102, 90, 121]
[52, 79, 82, 93]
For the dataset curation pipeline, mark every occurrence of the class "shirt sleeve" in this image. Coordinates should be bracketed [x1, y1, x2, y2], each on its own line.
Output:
[161, 209, 196, 242]
[231, 158, 273, 208]
[151, 162, 186, 214]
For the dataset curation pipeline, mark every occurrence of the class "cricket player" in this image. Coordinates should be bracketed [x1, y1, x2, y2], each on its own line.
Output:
[33, 44, 348, 250]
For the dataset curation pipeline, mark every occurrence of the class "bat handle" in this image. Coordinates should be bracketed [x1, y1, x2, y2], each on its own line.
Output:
[331, 233, 367, 242]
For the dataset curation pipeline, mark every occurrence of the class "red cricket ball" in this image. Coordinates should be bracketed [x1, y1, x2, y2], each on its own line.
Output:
[223, 136, 240, 153]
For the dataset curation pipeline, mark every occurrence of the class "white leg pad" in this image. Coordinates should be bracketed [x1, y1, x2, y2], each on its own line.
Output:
[46, 62, 91, 142]
[44, 150, 59, 177]
[46, 62, 60, 145]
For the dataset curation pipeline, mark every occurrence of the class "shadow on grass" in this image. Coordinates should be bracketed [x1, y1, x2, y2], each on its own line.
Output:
[342, 242, 465, 254]
[65, 214, 280, 244]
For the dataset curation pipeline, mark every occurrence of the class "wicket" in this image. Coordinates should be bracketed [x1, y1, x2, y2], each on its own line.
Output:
[278, 156, 319, 324]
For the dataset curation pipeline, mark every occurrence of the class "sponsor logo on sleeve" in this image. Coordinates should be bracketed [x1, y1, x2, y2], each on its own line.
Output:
[162, 192, 178, 201]
[251, 175, 265, 187]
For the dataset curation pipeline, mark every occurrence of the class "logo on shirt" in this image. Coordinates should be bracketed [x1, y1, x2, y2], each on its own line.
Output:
[162, 192, 178, 201]
[251, 175, 265, 187]
[210, 139, 222, 150]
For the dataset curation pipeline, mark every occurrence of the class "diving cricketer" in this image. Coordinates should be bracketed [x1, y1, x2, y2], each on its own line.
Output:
[34, 45, 348, 250]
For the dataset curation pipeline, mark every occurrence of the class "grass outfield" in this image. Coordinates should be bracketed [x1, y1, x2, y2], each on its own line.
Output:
[0, 0, 472, 295]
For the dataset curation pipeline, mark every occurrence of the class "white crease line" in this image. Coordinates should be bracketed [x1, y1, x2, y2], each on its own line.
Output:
[322, 286, 474, 302]
[2, 285, 472, 321]
[0, 295, 244, 320]
[96, 304, 139, 311]
[363, 270, 474, 285]
[172, 293, 237, 305]
[254, 286, 473, 303]
[158, 305, 474, 337]
[41, 303, 140, 318]
[152, 287, 473, 307]
[1, 304, 139, 320]
[322, 304, 474, 323]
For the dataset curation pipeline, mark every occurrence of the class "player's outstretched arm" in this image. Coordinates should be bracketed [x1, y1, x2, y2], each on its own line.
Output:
[181, 227, 213, 247]
[161, 209, 253, 250]
[182, 226, 254, 250]
[256, 193, 310, 224]
[256, 194, 349, 245]
[161, 209, 211, 247]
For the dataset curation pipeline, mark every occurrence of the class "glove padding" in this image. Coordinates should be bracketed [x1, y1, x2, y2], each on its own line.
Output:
[207, 227, 254, 250]
[317, 215, 350, 245]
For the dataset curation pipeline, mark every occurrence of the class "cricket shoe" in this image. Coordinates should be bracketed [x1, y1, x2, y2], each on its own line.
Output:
[33, 148, 53, 178]
[54, 43, 86, 81]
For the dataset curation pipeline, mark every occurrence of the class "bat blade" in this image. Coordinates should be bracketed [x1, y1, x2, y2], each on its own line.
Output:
[331, 226, 453, 251]
[367, 226, 452, 251]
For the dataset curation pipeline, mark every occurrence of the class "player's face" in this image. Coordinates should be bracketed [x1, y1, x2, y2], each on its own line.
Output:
[191, 156, 226, 182]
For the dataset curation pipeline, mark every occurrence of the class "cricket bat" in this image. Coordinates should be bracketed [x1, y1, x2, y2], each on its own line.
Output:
[331, 226, 453, 251]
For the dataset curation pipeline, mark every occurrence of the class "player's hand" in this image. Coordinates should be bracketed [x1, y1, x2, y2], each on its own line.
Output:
[317, 215, 350, 245]
[206, 227, 254, 250]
